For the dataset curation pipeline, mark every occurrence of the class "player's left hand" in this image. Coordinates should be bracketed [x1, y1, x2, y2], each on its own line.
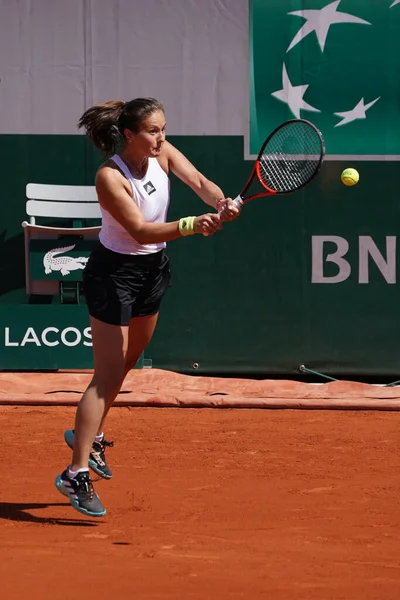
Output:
[217, 198, 241, 222]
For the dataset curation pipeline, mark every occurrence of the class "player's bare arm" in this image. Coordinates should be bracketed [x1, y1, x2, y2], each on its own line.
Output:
[162, 141, 225, 210]
[162, 141, 240, 221]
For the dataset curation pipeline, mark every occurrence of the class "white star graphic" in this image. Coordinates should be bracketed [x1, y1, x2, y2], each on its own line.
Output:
[287, 0, 371, 53]
[390, 0, 400, 7]
[334, 97, 380, 127]
[271, 64, 321, 119]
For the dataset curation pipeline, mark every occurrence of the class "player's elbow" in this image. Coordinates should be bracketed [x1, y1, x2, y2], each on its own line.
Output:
[130, 225, 147, 245]
[130, 223, 157, 245]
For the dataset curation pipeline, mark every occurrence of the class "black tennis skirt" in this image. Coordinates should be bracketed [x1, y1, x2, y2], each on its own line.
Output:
[82, 241, 171, 326]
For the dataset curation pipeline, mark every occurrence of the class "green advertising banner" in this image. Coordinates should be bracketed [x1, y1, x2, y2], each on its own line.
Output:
[0, 305, 94, 369]
[0, 305, 145, 370]
[249, 0, 400, 158]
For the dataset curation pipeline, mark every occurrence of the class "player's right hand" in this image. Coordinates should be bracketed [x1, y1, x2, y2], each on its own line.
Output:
[194, 213, 222, 236]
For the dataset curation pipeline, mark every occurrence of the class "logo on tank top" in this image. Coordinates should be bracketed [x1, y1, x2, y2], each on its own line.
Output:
[143, 181, 156, 195]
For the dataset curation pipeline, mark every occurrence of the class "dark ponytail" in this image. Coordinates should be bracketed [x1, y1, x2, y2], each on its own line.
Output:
[78, 97, 164, 157]
[78, 100, 125, 156]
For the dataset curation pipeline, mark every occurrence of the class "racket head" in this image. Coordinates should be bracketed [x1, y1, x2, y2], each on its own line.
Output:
[257, 119, 325, 194]
[239, 119, 325, 204]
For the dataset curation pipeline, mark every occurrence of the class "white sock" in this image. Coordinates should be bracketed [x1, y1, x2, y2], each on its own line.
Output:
[68, 466, 89, 479]
[95, 433, 104, 442]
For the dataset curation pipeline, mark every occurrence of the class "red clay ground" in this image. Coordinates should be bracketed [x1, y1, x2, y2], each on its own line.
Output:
[1, 406, 400, 599]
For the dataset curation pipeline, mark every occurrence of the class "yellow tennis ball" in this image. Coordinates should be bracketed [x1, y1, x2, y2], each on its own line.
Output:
[341, 168, 359, 186]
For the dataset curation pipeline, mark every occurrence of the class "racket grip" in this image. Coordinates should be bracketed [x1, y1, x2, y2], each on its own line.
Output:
[202, 196, 243, 237]
[217, 195, 243, 221]
[232, 195, 243, 209]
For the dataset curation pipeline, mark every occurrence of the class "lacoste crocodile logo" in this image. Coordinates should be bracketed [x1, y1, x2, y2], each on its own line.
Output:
[43, 244, 89, 276]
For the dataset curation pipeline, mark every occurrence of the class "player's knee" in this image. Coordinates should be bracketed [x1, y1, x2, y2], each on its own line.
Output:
[124, 356, 139, 373]
[90, 369, 125, 400]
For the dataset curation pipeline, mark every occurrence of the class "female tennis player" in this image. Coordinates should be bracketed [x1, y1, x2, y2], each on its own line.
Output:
[55, 97, 240, 517]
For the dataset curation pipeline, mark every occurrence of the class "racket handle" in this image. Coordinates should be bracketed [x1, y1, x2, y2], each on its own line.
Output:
[202, 195, 243, 237]
[217, 195, 243, 221]
[232, 195, 244, 209]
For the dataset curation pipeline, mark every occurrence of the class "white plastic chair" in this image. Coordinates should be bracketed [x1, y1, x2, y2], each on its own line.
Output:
[22, 183, 101, 296]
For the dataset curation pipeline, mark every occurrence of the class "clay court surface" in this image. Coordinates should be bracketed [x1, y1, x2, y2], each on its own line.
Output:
[1, 371, 400, 599]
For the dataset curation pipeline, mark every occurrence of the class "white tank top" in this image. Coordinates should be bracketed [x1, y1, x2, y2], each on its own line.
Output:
[98, 154, 170, 255]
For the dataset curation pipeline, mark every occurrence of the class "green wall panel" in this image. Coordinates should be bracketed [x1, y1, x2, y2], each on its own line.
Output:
[0, 134, 399, 376]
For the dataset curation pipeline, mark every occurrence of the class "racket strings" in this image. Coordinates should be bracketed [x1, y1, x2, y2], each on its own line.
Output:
[259, 122, 323, 193]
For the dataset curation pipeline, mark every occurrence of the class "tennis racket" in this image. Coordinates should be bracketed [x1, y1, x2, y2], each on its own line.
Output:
[223, 118, 325, 215]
